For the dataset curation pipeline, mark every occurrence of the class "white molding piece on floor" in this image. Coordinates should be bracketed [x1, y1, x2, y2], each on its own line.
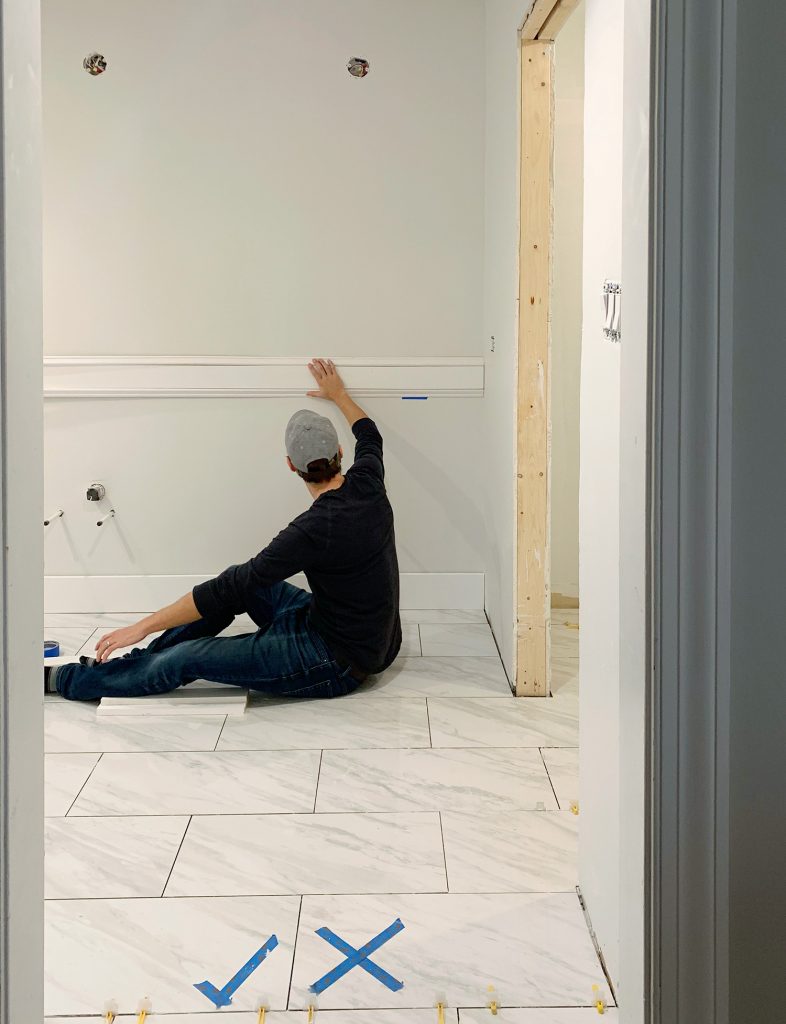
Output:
[44, 572, 485, 613]
[43, 355, 485, 399]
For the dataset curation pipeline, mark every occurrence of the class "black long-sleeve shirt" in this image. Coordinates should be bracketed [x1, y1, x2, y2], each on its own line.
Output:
[192, 417, 402, 675]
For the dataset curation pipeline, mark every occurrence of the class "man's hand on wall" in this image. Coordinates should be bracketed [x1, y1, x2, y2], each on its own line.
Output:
[307, 358, 346, 401]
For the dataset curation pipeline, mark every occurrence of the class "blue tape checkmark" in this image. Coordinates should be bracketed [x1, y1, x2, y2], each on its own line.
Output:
[194, 933, 279, 1007]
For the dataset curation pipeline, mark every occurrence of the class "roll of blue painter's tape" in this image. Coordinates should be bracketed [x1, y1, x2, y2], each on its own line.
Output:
[44, 640, 60, 658]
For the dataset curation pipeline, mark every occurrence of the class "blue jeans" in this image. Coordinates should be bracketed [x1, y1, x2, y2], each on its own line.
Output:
[54, 581, 360, 703]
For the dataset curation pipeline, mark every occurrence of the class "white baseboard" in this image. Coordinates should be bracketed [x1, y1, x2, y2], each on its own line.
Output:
[44, 572, 485, 613]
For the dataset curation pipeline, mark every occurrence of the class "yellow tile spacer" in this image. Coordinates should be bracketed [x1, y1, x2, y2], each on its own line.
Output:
[436, 1001, 447, 1023]
[104, 1014, 115, 1023]
[486, 983, 499, 1014]
[592, 983, 606, 1014]
[307, 1005, 316, 1022]
[136, 998, 152, 1023]
[570, 801, 579, 815]
[258, 1008, 266, 1023]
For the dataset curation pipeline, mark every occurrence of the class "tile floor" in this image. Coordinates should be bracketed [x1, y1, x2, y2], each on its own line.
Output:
[42, 609, 611, 1020]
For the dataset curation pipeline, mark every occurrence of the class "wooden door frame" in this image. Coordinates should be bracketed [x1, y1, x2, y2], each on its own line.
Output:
[515, 0, 578, 696]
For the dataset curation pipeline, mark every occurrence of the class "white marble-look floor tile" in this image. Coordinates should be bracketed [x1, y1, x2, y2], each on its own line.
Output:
[43, 627, 98, 657]
[428, 697, 578, 748]
[218, 696, 430, 751]
[70, 750, 321, 816]
[419, 624, 498, 658]
[45, 816, 188, 899]
[459, 1010, 617, 1022]
[44, 700, 225, 753]
[46, 1012, 459, 1023]
[166, 812, 447, 897]
[366, 658, 511, 698]
[316, 748, 557, 814]
[399, 624, 422, 657]
[289, 893, 611, 1009]
[44, 753, 101, 816]
[45, 896, 299, 1015]
[541, 748, 579, 810]
[550, 656, 579, 696]
[441, 812, 578, 893]
[400, 609, 487, 625]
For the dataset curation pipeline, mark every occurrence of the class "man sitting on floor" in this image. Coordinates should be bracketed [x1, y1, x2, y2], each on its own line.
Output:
[46, 359, 402, 701]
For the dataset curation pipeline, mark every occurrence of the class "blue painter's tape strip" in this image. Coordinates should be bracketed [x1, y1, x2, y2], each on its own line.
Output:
[44, 641, 60, 658]
[309, 918, 405, 995]
[194, 933, 279, 1008]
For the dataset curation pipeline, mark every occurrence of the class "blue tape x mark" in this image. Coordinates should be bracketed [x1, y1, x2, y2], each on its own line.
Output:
[194, 933, 279, 1007]
[309, 918, 405, 995]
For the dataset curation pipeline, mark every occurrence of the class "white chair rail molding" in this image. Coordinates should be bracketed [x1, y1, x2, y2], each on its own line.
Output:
[43, 355, 485, 399]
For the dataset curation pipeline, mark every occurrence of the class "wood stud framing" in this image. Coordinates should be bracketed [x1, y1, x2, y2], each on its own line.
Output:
[516, 40, 554, 697]
[520, 0, 579, 40]
[538, 0, 583, 41]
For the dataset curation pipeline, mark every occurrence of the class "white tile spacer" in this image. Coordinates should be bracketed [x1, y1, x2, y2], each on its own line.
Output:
[136, 996, 152, 1022]
[103, 1000, 118, 1023]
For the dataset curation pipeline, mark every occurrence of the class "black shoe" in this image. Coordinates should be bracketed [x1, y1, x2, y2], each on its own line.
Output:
[79, 655, 97, 668]
[44, 665, 57, 694]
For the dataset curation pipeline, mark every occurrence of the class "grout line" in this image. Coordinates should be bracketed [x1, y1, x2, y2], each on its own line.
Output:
[312, 749, 324, 813]
[213, 714, 229, 751]
[425, 697, 434, 748]
[539, 747, 562, 809]
[63, 752, 103, 817]
[285, 895, 304, 1011]
[45, 887, 579, 903]
[576, 885, 618, 1006]
[438, 810, 450, 893]
[38, 1003, 611, 1014]
[56, 808, 570, 821]
[72, 627, 101, 658]
[416, 622, 423, 656]
[56, 744, 577, 755]
[160, 815, 193, 897]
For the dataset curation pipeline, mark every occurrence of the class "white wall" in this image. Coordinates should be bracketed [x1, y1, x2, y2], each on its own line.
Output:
[42, 0, 485, 358]
[617, 0, 652, 1015]
[42, 0, 488, 604]
[44, 396, 488, 578]
[579, 0, 624, 991]
[551, 5, 585, 599]
[481, 0, 524, 678]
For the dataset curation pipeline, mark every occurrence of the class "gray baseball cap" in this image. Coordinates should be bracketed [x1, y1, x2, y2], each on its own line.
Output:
[285, 409, 340, 473]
